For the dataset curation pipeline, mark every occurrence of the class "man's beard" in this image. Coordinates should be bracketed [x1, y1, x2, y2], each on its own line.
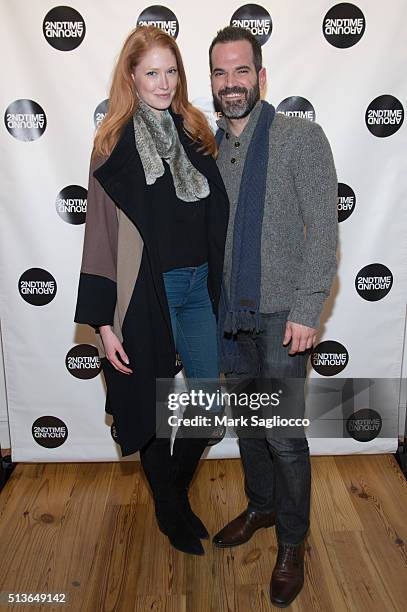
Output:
[214, 81, 260, 119]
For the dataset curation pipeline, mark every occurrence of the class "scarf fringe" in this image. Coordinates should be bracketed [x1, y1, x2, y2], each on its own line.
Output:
[224, 310, 263, 335]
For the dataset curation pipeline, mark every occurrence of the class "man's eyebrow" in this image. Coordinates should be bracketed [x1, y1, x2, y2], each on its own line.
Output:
[212, 64, 252, 72]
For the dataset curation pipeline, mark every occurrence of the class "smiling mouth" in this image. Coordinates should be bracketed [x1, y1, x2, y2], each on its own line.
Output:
[220, 91, 247, 101]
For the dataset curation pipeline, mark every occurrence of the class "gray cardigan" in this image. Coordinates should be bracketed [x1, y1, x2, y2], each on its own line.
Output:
[217, 104, 338, 329]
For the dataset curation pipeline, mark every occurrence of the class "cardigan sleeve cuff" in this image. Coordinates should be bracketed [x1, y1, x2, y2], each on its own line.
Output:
[288, 291, 327, 330]
[74, 272, 117, 327]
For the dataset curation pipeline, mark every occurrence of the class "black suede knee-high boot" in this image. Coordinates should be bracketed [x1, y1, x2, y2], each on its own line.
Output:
[171, 436, 210, 539]
[140, 436, 204, 556]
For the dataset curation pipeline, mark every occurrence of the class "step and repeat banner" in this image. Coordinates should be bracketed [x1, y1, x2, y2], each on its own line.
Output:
[1, 1, 406, 461]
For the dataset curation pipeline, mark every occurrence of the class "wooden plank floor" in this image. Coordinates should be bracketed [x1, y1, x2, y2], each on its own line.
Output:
[0, 455, 406, 611]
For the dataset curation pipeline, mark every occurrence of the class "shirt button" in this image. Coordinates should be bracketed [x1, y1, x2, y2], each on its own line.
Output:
[225, 132, 230, 139]
[234, 141, 240, 147]
[231, 158, 236, 164]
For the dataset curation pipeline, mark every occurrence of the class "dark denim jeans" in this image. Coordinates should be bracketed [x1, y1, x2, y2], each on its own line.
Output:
[227, 311, 311, 545]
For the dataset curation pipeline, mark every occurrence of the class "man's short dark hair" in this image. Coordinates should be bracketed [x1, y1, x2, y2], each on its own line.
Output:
[209, 26, 263, 73]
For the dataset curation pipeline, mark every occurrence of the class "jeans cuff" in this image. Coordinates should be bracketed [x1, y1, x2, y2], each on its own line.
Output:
[247, 502, 275, 514]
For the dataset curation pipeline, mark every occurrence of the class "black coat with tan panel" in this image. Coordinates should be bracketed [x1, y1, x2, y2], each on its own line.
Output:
[74, 112, 229, 456]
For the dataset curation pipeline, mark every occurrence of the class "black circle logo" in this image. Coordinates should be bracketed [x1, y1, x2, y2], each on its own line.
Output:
[365, 95, 404, 137]
[56, 185, 87, 225]
[66, 345, 101, 379]
[43, 6, 86, 51]
[346, 409, 382, 442]
[337, 183, 356, 222]
[323, 3, 366, 48]
[276, 97, 315, 122]
[355, 264, 393, 301]
[32, 415, 68, 448]
[4, 100, 47, 142]
[94, 99, 109, 129]
[230, 4, 273, 46]
[18, 268, 57, 306]
[311, 341, 349, 376]
[137, 5, 179, 38]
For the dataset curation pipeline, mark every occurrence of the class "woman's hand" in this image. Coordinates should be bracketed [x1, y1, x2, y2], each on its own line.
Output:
[99, 325, 133, 374]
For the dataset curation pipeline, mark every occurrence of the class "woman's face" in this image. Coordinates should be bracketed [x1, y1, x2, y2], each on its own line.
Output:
[132, 46, 178, 116]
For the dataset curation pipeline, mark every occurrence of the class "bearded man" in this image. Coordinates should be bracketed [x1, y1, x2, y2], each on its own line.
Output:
[209, 26, 338, 607]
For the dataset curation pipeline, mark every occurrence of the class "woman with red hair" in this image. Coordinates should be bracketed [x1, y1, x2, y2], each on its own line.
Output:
[75, 26, 229, 555]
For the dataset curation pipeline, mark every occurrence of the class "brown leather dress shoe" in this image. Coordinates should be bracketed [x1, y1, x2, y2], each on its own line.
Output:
[213, 509, 276, 548]
[270, 541, 305, 607]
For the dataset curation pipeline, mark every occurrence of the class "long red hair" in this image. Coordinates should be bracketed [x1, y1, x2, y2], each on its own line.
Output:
[94, 26, 215, 157]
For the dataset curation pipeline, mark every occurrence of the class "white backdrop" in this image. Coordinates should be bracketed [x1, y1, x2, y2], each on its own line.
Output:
[1, 0, 406, 461]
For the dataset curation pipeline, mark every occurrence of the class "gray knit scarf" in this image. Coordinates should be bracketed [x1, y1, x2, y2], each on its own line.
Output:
[133, 99, 210, 202]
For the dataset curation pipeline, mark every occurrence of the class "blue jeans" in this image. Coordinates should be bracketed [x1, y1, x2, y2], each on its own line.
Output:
[163, 262, 218, 379]
[227, 311, 311, 545]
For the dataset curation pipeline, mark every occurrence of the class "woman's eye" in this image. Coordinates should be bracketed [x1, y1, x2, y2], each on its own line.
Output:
[168, 68, 177, 74]
[146, 71, 157, 77]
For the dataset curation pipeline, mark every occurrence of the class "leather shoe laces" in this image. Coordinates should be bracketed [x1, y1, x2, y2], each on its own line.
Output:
[277, 544, 302, 569]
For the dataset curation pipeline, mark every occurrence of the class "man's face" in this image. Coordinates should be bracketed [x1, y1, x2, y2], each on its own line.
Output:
[210, 40, 266, 119]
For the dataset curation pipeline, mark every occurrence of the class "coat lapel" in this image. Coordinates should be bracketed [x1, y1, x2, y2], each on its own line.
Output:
[93, 119, 144, 225]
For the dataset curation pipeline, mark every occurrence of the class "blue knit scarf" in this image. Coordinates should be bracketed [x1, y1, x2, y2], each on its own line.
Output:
[217, 100, 275, 373]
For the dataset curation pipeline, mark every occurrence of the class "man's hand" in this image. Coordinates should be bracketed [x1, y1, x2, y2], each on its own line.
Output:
[283, 321, 318, 355]
[99, 325, 133, 374]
